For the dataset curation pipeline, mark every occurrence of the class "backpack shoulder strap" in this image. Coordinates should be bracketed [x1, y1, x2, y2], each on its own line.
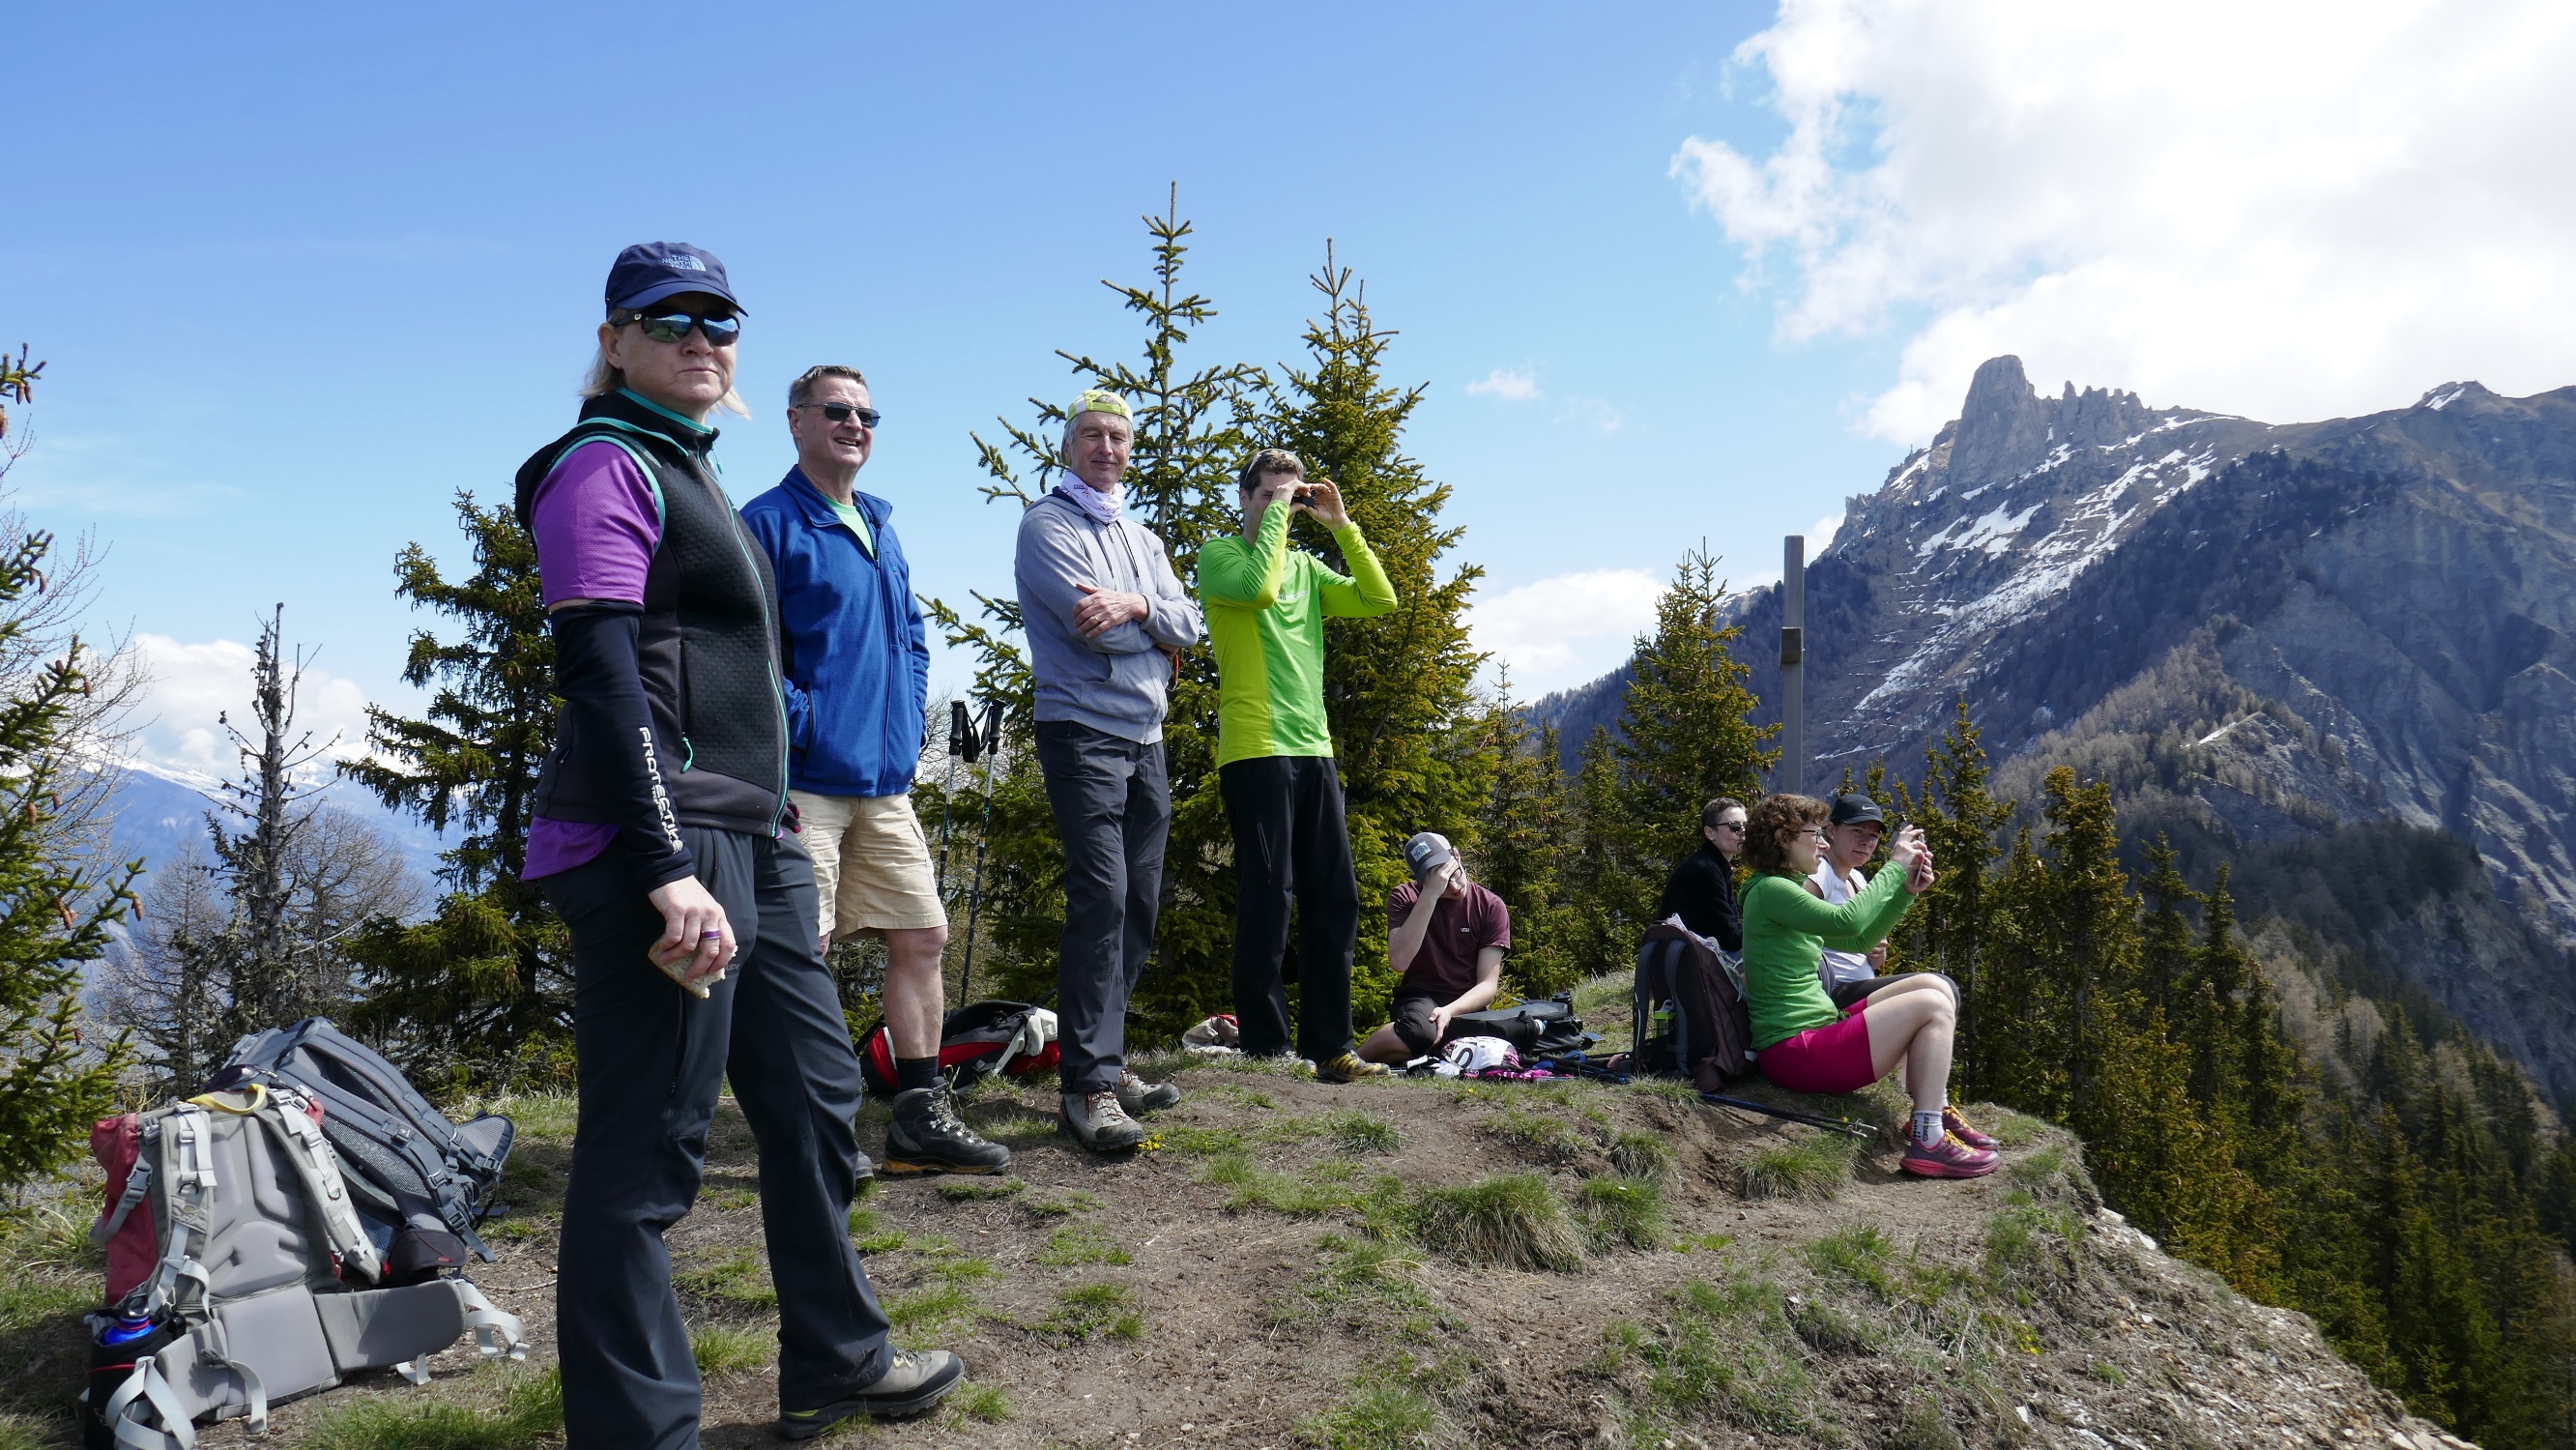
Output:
[255, 1090, 385, 1284]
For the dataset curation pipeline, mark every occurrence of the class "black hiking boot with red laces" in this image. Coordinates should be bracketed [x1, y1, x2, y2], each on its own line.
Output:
[883, 1086, 1011, 1175]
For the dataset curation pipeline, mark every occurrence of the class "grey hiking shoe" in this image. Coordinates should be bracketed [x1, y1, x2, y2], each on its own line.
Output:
[883, 1085, 1011, 1176]
[775, 1348, 965, 1435]
[1060, 1089, 1148, 1152]
[1114, 1068, 1180, 1116]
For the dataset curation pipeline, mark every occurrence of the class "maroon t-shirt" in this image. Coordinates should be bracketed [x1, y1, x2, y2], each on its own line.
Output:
[1388, 879, 1512, 1000]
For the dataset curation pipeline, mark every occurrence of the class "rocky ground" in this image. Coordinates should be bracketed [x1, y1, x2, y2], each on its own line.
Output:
[0, 982, 2483, 1450]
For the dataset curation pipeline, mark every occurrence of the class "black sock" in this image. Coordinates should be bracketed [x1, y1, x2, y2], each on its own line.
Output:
[896, 1056, 940, 1094]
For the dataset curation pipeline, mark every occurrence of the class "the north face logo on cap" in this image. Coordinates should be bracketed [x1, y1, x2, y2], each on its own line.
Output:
[670, 253, 707, 272]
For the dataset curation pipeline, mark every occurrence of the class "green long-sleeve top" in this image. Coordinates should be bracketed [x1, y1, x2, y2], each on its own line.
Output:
[1197, 501, 1398, 767]
[1740, 868, 1916, 1049]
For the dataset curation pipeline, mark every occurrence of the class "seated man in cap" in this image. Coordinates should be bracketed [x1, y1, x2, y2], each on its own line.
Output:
[1809, 795, 1956, 1014]
[1355, 832, 1512, 1065]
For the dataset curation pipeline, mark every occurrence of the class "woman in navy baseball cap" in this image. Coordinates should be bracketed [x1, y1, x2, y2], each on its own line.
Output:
[517, 244, 966, 1445]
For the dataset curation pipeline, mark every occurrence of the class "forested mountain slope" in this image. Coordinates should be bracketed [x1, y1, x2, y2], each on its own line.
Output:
[1535, 357, 2576, 1096]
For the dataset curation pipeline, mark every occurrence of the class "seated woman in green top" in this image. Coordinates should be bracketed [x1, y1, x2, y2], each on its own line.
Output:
[1739, 793, 2000, 1179]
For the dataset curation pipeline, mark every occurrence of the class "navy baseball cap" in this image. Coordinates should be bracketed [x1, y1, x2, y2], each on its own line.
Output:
[1829, 795, 1886, 827]
[604, 242, 746, 316]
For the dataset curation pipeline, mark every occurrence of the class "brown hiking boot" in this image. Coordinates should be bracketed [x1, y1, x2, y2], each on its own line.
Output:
[1060, 1089, 1147, 1152]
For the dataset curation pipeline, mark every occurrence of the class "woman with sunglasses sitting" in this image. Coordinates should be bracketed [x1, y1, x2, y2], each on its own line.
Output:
[512, 242, 963, 1446]
[1738, 793, 2000, 1178]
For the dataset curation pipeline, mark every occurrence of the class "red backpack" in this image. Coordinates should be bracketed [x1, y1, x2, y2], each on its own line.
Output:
[856, 1000, 1059, 1096]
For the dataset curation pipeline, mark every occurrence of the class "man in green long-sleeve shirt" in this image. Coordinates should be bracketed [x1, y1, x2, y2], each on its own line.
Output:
[1200, 449, 1399, 1082]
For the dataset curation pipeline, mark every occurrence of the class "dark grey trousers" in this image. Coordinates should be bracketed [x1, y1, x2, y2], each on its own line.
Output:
[542, 826, 889, 1450]
[1033, 718, 1170, 1095]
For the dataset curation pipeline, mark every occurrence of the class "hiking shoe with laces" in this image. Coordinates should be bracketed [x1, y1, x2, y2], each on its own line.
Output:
[775, 1348, 965, 1436]
[1114, 1068, 1180, 1116]
[883, 1086, 1012, 1176]
[1060, 1089, 1148, 1152]
[1900, 1130, 2000, 1179]
[1315, 1053, 1390, 1084]
[1943, 1104, 2000, 1151]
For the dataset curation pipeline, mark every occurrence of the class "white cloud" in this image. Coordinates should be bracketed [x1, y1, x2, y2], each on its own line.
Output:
[1808, 510, 1843, 556]
[1674, 0, 2576, 442]
[128, 634, 378, 782]
[1468, 567, 1665, 688]
[1466, 367, 1543, 402]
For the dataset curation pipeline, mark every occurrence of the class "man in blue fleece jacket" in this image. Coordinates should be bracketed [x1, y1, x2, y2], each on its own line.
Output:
[741, 363, 1007, 1176]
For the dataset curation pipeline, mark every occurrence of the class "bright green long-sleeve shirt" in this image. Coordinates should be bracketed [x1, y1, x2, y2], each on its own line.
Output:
[1197, 501, 1398, 767]
[1740, 868, 1915, 1049]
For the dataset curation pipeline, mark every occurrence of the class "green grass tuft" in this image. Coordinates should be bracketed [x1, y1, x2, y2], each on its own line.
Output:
[1202, 1152, 1397, 1217]
[946, 1381, 1012, 1424]
[1614, 1272, 1814, 1436]
[1733, 1132, 1856, 1201]
[1318, 1110, 1403, 1154]
[1296, 1382, 1442, 1450]
[1156, 1124, 1248, 1155]
[675, 1251, 777, 1309]
[1036, 1224, 1132, 1266]
[1487, 1105, 1588, 1162]
[691, 1323, 771, 1376]
[301, 1366, 564, 1450]
[1889, 1393, 1966, 1450]
[1273, 1234, 1443, 1338]
[1408, 1173, 1585, 1272]
[0, 1411, 52, 1450]
[1803, 1224, 1900, 1296]
[928, 1256, 998, 1283]
[1031, 1282, 1143, 1342]
[1020, 1188, 1105, 1219]
[847, 1206, 907, 1255]
[1574, 1175, 1668, 1251]
[1608, 1132, 1674, 1181]
[935, 1176, 1026, 1202]
[1787, 1298, 1883, 1355]
[884, 1283, 975, 1338]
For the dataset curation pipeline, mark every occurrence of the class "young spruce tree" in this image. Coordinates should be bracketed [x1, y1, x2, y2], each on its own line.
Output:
[342, 493, 570, 1081]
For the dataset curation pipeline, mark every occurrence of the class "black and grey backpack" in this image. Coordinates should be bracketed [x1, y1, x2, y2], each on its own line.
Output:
[82, 1022, 527, 1449]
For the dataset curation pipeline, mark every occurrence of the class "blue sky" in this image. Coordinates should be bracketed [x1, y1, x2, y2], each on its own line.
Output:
[15, 1, 2573, 777]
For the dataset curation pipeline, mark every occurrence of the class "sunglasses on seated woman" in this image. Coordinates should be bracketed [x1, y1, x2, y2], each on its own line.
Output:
[614, 308, 742, 346]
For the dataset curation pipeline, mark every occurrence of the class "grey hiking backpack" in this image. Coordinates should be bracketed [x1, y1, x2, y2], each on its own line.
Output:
[210, 1017, 515, 1280]
[82, 1083, 527, 1449]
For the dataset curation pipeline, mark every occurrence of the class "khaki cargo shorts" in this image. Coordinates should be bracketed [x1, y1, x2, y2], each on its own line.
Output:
[790, 790, 948, 940]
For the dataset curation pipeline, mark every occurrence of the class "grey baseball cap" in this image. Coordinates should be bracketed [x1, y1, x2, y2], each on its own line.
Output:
[1403, 831, 1455, 878]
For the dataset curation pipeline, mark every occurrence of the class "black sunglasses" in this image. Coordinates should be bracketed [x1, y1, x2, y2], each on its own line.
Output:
[799, 401, 882, 427]
[617, 309, 742, 346]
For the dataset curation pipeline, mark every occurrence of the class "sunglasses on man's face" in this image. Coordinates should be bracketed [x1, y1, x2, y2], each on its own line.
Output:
[622, 310, 741, 346]
[801, 401, 882, 427]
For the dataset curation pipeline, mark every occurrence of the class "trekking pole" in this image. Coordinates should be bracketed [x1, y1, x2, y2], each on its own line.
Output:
[957, 700, 1002, 1005]
[1696, 1092, 1879, 1141]
[934, 700, 968, 897]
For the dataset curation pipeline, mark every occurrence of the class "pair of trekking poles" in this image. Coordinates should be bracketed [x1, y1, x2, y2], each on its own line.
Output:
[932, 699, 1003, 1005]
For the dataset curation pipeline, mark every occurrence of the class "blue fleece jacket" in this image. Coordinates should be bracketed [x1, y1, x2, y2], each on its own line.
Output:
[739, 466, 930, 798]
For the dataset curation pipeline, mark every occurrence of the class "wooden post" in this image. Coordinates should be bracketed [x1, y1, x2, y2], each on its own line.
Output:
[1780, 535, 1805, 797]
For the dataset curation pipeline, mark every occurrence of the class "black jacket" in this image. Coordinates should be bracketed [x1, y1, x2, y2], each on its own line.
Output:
[514, 391, 790, 885]
[1655, 843, 1742, 953]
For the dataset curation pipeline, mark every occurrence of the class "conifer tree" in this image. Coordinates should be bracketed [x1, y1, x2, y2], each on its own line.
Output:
[1889, 700, 2013, 1094]
[1561, 726, 1643, 979]
[1609, 544, 1774, 868]
[1468, 672, 1574, 995]
[0, 348, 139, 1193]
[1248, 246, 1488, 1024]
[928, 190, 1259, 1034]
[342, 493, 569, 1078]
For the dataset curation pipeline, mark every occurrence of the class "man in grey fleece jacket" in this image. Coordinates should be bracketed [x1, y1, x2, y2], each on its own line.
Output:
[1015, 389, 1203, 1151]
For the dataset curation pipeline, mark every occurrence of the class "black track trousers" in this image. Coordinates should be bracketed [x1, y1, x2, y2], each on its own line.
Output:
[1220, 754, 1359, 1061]
[542, 826, 889, 1450]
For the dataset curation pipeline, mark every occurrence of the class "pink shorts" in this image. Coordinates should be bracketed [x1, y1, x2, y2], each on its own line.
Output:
[1756, 1005, 1879, 1095]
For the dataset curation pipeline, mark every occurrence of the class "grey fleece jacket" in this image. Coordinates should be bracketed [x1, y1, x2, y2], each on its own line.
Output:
[1015, 489, 1203, 743]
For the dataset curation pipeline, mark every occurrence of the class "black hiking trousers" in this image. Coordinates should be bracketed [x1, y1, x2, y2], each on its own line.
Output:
[1034, 719, 1172, 1096]
[1220, 754, 1359, 1063]
[542, 826, 890, 1450]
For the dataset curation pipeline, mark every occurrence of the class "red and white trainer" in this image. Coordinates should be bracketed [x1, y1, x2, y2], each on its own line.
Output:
[1900, 1131, 2000, 1178]
[1943, 1104, 2001, 1151]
